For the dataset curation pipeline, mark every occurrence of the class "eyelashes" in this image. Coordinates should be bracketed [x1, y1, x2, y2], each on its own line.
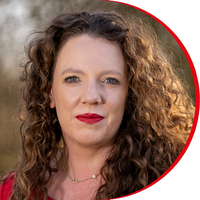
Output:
[64, 76, 80, 84]
[102, 77, 120, 85]
[64, 76, 120, 85]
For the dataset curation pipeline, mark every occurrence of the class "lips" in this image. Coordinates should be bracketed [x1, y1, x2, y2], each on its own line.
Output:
[76, 113, 104, 124]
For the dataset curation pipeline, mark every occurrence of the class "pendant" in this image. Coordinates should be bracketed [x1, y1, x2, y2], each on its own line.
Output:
[71, 178, 78, 183]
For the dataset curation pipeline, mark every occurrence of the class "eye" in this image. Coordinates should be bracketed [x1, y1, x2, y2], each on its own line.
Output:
[64, 76, 80, 84]
[103, 77, 120, 85]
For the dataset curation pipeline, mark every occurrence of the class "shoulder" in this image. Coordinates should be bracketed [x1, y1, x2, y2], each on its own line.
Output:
[0, 174, 15, 200]
[0, 174, 54, 200]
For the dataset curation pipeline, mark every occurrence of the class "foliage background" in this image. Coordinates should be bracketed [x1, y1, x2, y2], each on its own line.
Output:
[0, 0, 195, 176]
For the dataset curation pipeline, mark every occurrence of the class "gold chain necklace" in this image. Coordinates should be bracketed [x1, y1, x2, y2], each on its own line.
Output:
[62, 165, 100, 183]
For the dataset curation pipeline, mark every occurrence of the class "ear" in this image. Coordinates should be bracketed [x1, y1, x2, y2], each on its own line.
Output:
[49, 89, 55, 108]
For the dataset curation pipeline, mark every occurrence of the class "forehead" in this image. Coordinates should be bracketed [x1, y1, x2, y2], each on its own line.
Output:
[55, 34, 126, 74]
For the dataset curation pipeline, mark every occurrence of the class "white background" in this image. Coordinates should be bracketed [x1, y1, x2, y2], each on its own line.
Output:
[109, 0, 200, 200]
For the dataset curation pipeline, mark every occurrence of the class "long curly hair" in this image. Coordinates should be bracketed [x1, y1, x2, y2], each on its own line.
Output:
[4, 11, 194, 199]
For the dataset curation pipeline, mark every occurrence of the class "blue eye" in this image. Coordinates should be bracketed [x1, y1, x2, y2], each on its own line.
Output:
[104, 78, 119, 85]
[64, 76, 79, 84]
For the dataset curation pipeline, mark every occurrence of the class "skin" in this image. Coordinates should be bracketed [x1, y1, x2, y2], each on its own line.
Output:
[48, 34, 128, 200]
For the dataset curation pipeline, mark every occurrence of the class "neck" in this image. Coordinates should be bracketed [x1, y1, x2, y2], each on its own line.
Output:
[62, 140, 113, 180]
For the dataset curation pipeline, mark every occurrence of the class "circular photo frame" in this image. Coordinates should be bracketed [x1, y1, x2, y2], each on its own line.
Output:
[0, 1, 199, 200]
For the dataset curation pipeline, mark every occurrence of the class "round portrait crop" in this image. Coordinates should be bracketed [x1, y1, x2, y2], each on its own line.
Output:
[0, 9, 195, 200]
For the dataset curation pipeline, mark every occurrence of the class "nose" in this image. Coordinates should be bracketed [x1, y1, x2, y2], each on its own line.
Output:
[81, 80, 102, 105]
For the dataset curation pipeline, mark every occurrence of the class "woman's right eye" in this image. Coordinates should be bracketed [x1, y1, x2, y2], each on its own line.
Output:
[64, 76, 80, 84]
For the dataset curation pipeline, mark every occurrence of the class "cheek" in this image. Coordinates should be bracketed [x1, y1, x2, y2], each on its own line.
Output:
[107, 91, 127, 123]
[55, 87, 84, 125]
[53, 91, 72, 119]
[55, 86, 80, 106]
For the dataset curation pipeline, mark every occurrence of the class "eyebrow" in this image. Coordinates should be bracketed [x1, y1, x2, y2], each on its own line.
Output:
[61, 68, 84, 75]
[100, 70, 123, 77]
[61, 68, 123, 76]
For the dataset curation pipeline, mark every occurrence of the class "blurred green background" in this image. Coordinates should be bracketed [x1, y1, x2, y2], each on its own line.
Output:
[0, 0, 195, 177]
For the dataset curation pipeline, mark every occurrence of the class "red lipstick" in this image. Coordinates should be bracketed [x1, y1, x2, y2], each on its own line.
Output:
[76, 113, 104, 124]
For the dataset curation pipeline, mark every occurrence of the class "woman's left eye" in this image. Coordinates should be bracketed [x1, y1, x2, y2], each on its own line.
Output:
[103, 78, 120, 85]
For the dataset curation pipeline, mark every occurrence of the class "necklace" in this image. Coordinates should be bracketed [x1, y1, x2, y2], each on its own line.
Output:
[62, 165, 100, 183]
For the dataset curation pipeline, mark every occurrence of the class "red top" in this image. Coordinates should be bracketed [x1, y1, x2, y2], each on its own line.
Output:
[0, 175, 53, 200]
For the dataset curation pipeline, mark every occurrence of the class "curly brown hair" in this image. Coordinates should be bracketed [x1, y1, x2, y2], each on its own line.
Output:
[4, 11, 194, 199]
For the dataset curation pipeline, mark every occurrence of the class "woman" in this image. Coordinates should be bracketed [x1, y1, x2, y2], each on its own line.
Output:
[0, 11, 194, 200]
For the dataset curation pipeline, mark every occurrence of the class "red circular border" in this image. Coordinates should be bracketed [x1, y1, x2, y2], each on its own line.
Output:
[100, 0, 200, 199]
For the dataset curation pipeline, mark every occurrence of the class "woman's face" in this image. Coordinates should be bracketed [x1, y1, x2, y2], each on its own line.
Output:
[49, 34, 128, 148]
